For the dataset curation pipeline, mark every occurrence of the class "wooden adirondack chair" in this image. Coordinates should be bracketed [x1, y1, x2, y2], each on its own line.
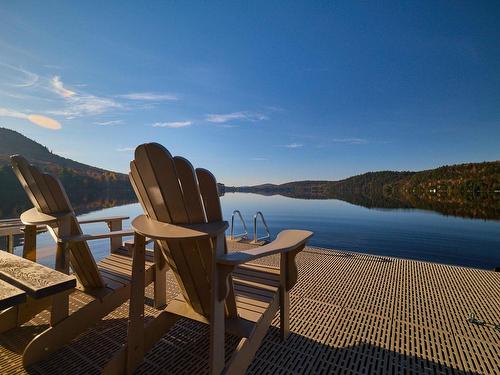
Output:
[3, 155, 156, 366]
[104, 143, 313, 374]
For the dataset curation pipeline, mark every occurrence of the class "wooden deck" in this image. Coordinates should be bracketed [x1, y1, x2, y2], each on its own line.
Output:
[1, 242, 499, 374]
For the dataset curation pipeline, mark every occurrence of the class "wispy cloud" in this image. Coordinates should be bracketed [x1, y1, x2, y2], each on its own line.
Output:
[0, 107, 61, 130]
[332, 137, 368, 145]
[283, 143, 303, 148]
[0, 64, 39, 88]
[152, 120, 192, 128]
[50, 76, 76, 97]
[216, 124, 239, 128]
[0, 67, 180, 124]
[46, 76, 122, 118]
[13, 67, 39, 87]
[250, 157, 269, 161]
[48, 95, 122, 118]
[205, 111, 268, 123]
[118, 92, 178, 101]
[94, 120, 123, 126]
[116, 147, 135, 152]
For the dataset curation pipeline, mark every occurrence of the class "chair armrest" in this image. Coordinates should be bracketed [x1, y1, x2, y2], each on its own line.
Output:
[78, 215, 129, 225]
[20, 207, 73, 226]
[58, 230, 134, 243]
[123, 237, 154, 245]
[217, 229, 313, 266]
[131, 214, 228, 240]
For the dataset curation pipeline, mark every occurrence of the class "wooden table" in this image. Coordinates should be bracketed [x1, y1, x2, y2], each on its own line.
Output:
[0, 250, 76, 311]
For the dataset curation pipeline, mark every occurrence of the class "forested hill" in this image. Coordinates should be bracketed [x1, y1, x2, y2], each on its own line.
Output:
[227, 161, 500, 197]
[0, 127, 134, 218]
[0, 127, 124, 175]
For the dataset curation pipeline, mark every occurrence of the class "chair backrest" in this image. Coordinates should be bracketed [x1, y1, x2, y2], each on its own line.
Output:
[129, 143, 233, 317]
[11, 155, 104, 289]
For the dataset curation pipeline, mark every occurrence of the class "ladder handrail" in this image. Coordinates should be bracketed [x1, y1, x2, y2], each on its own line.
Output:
[252, 211, 271, 243]
[230, 210, 249, 240]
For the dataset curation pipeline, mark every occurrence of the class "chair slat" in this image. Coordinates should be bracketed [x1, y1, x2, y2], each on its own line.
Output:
[11, 156, 51, 213]
[130, 161, 158, 221]
[42, 174, 103, 288]
[11, 156, 104, 289]
[133, 146, 172, 223]
[173, 239, 211, 315]
[30, 167, 59, 212]
[174, 156, 206, 224]
[132, 145, 207, 315]
[158, 239, 207, 314]
[130, 144, 239, 318]
[11, 157, 39, 210]
[69, 228, 104, 288]
[141, 144, 189, 224]
[174, 156, 213, 315]
[43, 174, 72, 212]
[195, 167, 237, 316]
[196, 168, 222, 222]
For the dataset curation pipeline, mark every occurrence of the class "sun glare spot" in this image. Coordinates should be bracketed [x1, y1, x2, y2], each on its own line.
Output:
[27, 114, 62, 130]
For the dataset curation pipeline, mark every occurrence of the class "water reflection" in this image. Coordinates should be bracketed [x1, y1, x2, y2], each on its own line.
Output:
[224, 189, 500, 221]
[1, 189, 499, 270]
[220, 193, 500, 270]
[0, 189, 137, 220]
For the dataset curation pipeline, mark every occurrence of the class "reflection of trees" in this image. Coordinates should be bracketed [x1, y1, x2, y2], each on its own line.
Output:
[0, 166, 136, 219]
[0, 188, 137, 219]
[67, 191, 137, 216]
[225, 162, 500, 221]
[224, 189, 500, 221]
[389, 190, 500, 221]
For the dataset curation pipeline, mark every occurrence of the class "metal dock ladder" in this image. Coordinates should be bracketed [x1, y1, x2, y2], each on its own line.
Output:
[230, 210, 249, 241]
[229, 210, 271, 244]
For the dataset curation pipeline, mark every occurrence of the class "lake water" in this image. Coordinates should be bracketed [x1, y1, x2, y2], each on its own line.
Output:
[9, 192, 500, 270]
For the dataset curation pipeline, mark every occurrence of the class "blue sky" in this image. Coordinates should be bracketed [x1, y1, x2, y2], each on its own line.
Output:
[0, 1, 499, 185]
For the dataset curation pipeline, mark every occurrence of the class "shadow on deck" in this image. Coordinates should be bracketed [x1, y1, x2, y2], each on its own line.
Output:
[11, 317, 478, 375]
[1, 245, 499, 374]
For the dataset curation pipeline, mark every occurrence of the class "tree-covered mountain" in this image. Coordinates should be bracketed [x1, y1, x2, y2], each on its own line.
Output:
[1, 127, 498, 220]
[0, 127, 135, 218]
[226, 161, 500, 220]
[227, 162, 500, 196]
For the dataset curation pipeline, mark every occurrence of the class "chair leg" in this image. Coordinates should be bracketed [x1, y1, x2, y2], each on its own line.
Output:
[125, 232, 146, 373]
[279, 252, 291, 340]
[209, 299, 225, 375]
[279, 288, 290, 340]
[225, 297, 280, 375]
[153, 241, 167, 308]
[210, 234, 226, 375]
[102, 311, 179, 375]
[22, 224, 37, 261]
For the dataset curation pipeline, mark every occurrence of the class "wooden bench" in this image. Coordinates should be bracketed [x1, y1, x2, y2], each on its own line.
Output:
[0, 251, 76, 299]
[0, 279, 26, 310]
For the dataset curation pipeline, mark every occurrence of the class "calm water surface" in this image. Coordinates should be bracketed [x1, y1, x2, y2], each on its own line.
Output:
[13, 193, 500, 270]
